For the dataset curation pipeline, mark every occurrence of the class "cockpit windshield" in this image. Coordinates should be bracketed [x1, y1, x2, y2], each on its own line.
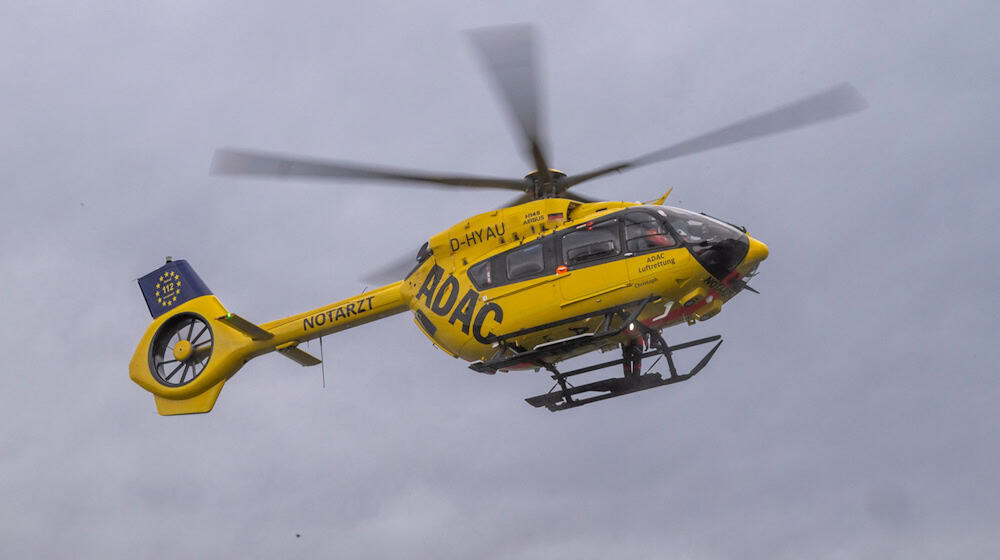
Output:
[657, 206, 749, 279]
[658, 207, 743, 245]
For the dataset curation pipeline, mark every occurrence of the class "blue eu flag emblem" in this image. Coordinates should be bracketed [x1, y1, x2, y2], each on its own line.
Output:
[138, 260, 213, 319]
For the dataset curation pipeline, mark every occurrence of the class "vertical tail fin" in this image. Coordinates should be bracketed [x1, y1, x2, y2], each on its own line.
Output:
[138, 259, 214, 319]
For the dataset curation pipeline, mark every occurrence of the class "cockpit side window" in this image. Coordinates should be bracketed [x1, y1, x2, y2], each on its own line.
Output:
[467, 236, 554, 290]
[625, 212, 676, 253]
[561, 219, 621, 266]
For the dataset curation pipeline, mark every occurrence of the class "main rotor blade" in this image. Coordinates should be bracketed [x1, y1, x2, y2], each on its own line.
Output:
[363, 253, 421, 285]
[468, 24, 552, 183]
[500, 188, 604, 210]
[562, 83, 867, 189]
[211, 148, 530, 191]
[562, 191, 603, 205]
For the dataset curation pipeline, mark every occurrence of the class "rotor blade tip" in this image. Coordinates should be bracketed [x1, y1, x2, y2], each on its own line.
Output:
[209, 148, 253, 175]
[467, 23, 535, 42]
[209, 149, 233, 174]
[832, 82, 869, 114]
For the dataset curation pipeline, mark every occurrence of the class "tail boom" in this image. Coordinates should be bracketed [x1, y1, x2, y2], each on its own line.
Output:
[258, 281, 407, 345]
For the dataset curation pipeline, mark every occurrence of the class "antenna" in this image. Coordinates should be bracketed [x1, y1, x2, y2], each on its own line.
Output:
[319, 336, 326, 388]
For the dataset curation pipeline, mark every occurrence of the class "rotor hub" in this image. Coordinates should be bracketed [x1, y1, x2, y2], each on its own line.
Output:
[525, 169, 567, 198]
[524, 169, 566, 183]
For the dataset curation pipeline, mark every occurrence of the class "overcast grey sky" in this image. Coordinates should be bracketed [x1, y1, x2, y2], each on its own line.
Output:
[2, 1, 999, 558]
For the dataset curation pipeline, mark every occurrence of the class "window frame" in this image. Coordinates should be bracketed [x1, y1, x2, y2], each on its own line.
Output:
[466, 235, 557, 290]
[622, 210, 678, 256]
[505, 242, 546, 282]
[557, 217, 624, 270]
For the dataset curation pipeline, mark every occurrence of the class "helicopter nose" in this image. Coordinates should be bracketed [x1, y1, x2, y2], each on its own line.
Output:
[745, 236, 769, 265]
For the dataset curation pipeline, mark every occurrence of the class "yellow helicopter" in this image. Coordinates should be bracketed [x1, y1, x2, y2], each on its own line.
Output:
[129, 25, 865, 415]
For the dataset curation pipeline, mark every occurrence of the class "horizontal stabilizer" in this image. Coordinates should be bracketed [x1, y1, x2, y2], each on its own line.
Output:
[217, 313, 274, 340]
[276, 342, 322, 366]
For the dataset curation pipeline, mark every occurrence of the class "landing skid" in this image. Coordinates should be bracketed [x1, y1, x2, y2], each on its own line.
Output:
[525, 334, 722, 412]
[468, 296, 724, 412]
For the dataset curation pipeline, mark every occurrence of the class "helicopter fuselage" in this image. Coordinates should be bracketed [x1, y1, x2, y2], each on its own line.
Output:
[397, 197, 769, 370]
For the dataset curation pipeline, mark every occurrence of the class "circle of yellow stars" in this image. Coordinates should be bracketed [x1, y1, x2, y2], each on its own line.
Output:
[155, 271, 183, 308]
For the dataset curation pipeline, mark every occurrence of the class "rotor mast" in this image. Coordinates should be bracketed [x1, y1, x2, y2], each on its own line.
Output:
[525, 169, 567, 199]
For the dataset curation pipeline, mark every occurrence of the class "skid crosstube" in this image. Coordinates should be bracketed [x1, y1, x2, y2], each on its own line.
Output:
[469, 295, 658, 374]
[524, 334, 722, 412]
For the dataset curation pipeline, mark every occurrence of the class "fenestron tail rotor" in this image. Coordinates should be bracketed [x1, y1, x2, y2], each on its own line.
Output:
[149, 313, 214, 387]
[211, 24, 866, 204]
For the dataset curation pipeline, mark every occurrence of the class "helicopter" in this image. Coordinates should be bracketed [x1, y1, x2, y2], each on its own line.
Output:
[128, 24, 865, 415]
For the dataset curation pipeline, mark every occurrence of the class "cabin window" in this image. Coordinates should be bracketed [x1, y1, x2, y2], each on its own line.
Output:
[468, 260, 493, 289]
[561, 220, 621, 266]
[468, 236, 556, 290]
[625, 212, 676, 253]
[506, 242, 544, 281]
